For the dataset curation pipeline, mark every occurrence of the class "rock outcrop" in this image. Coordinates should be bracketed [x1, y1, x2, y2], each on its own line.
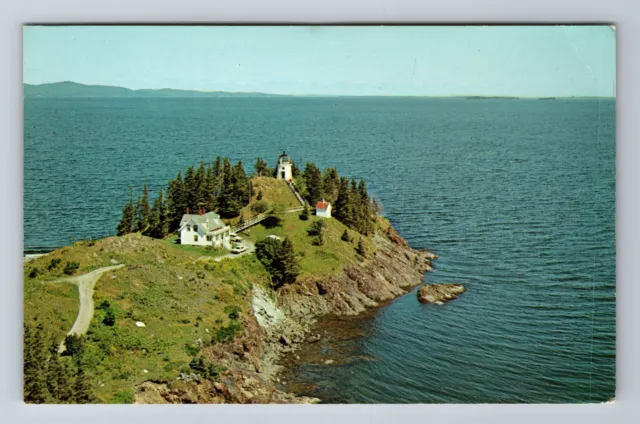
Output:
[417, 284, 466, 304]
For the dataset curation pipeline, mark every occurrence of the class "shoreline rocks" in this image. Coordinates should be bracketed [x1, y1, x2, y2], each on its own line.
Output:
[417, 284, 466, 304]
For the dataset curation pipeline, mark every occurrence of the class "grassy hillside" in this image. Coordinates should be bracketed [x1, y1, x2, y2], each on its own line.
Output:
[23, 175, 391, 403]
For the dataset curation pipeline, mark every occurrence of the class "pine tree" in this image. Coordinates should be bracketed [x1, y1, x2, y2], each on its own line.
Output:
[322, 168, 340, 203]
[116, 187, 135, 236]
[341, 229, 351, 242]
[46, 339, 60, 401]
[134, 184, 151, 233]
[183, 165, 197, 211]
[167, 172, 187, 231]
[232, 161, 250, 206]
[217, 158, 241, 218]
[205, 163, 217, 210]
[149, 189, 169, 238]
[254, 157, 269, 176]
[277, 237, 299, 286]
[355, 237, 366, 258]
[24, 323, 48, 403]
[333, 177, 352, 226]
[299, 204, 309, 221]
[194, 161, 208, 209]
[212, 156, 223, 197]
[56, 358, 74, 403]
[73, 365, 94, 404]
[303, 163, 324, 205]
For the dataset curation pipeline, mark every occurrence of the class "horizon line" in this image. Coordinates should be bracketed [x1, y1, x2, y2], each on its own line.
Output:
[23, 80, 617, 99]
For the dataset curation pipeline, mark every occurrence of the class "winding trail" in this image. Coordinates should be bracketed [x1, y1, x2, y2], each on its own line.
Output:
[51, 264, 124, 352]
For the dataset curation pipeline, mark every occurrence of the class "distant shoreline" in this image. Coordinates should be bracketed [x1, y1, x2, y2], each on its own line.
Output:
[24, 81, 616, 100]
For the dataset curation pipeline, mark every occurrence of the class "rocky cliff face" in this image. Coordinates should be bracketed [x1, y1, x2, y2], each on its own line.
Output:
[135, 224, 435, 404]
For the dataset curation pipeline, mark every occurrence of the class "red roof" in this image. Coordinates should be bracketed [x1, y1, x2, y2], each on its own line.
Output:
[316, 200, 330, 209]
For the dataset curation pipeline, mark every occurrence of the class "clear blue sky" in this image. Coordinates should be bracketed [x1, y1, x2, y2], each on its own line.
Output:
[23, 25, 616, 97]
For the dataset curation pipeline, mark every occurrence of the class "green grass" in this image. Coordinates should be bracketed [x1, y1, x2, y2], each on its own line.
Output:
[241, 213, 376, 280]
[230, 176, 301, 225]
[162, 236, 229, 258]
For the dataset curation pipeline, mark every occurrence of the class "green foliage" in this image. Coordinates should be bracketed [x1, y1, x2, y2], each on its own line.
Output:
[254, 158, 270, 177]
[102, 308, 116, 327]
[256, 189, 263, 200]
[251, 199, 270, 215]
[341, 229, 351, 242]
[224, 305, 241, 320]
[189, 356, 226, 380]
[64, 334, 84, 357]
[116, 187, 136, 236]
[48, 258, 62, 270]
[134, 184, 151, 233]
[355, 237, 367, 258]
[299, 204, 309, 221]
[303, 162, 324, 205]
[255, 236, 299, 289]
[29, 267, 41, 278]
[63, 261, 80, 275]
[307, 220, 326, 237]
[211, 320, 243, 344]
[184, 343, 200, 356]
[109, 390, 134, 404]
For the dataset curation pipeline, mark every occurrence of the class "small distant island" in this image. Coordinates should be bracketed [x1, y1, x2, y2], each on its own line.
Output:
[23, 152, 436, 404]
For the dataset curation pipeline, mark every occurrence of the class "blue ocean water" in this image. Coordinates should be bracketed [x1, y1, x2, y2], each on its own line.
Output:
[24, 97, 615, 403]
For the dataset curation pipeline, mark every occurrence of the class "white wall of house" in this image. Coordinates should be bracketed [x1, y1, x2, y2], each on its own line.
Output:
[316, 204, 332, 218]
[180, 224, 210, 246]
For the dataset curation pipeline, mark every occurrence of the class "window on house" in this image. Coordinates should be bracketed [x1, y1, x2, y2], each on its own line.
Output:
[193, 225, 198, 232]
[193, 235, 198, 242]
[186, 225, 191, 231]
[206, 235, 212, 242]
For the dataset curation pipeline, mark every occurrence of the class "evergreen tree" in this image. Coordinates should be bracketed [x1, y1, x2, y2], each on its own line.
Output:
[55, 358, 74, 403]
[73, 366, 95, 404]
[167, 171, 187, 231]
[322, 168, 340, 203]
[134, 184, 151, 233]
[333, 177, 353, 226]
[303, 162, 324, 205]
[183, 165, 197, 211]
[277, 237, 299, 286]
[212, 156, 223, 197]
[355, 237, 366, 258]
[46, 339, 60, 401]
[291, 161, 301, 178]
[194, 161, 208, 209]
[116, 187, 135, 236]
[24, 323, 47, 403]
[217, 158, 241, 218]
[205, 163, 217, 211]
[257, 190, 263, 201]
[341, 229, 351, 242]
[299, 204, 309, 221]
[149, 189, 169, 238]
[232, 161, 250, 206]
[254, 157, 269, 177]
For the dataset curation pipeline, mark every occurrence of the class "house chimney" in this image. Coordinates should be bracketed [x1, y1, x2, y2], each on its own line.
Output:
[199, 208, 204, 216]
[186, 207, 190, 214]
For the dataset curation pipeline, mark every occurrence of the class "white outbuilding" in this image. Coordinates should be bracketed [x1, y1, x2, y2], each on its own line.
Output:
[315, 199, 332, 218]
[179, 210, 232, 250]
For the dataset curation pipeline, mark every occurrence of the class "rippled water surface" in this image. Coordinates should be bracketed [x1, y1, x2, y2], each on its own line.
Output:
[24, 97, 615, 403]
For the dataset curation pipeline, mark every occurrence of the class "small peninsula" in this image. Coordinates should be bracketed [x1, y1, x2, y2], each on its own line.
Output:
[23, 152, 436, 404]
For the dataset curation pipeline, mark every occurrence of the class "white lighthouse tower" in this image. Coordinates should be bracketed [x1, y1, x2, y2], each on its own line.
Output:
[276, 151, 293, 181]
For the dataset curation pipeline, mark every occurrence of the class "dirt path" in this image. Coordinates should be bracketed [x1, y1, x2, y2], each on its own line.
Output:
[51, 264, 124, 352]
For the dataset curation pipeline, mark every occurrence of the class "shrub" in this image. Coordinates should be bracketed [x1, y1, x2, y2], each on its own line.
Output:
[212, 321, 243, 344]
[64, 334, 84, 357]
[312, 233, 324, 246]
[28, 267, 41, 278]
[102, 308, 116, 326]
[255, 237, 299, 288]
[355, 238, 367, 258]
[341, 229, 351, 242]
[47, 258, 62, 270]
[63, 261, 80, 275]
[299, 205, 310, 221]
[224, 305, 241, 320]
[184, 344, 200, 356]
[256, 190, 263, 201]
[251, 200, 270, 215]
[307, 220, 326, 237]
[109, 390, 134, 404]
[97, 300, 111, 310]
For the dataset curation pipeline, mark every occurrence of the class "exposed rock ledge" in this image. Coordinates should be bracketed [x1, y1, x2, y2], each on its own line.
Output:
[417, 284, 466, 304]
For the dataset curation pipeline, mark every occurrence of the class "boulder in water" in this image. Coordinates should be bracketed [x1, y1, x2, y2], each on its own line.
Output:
[417, 284, 466, 304]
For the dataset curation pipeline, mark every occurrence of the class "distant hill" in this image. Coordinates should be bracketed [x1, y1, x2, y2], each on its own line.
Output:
[23, 81, 284, 98]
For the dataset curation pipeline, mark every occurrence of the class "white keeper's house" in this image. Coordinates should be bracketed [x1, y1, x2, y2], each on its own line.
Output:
[179, 210, 232, 250]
